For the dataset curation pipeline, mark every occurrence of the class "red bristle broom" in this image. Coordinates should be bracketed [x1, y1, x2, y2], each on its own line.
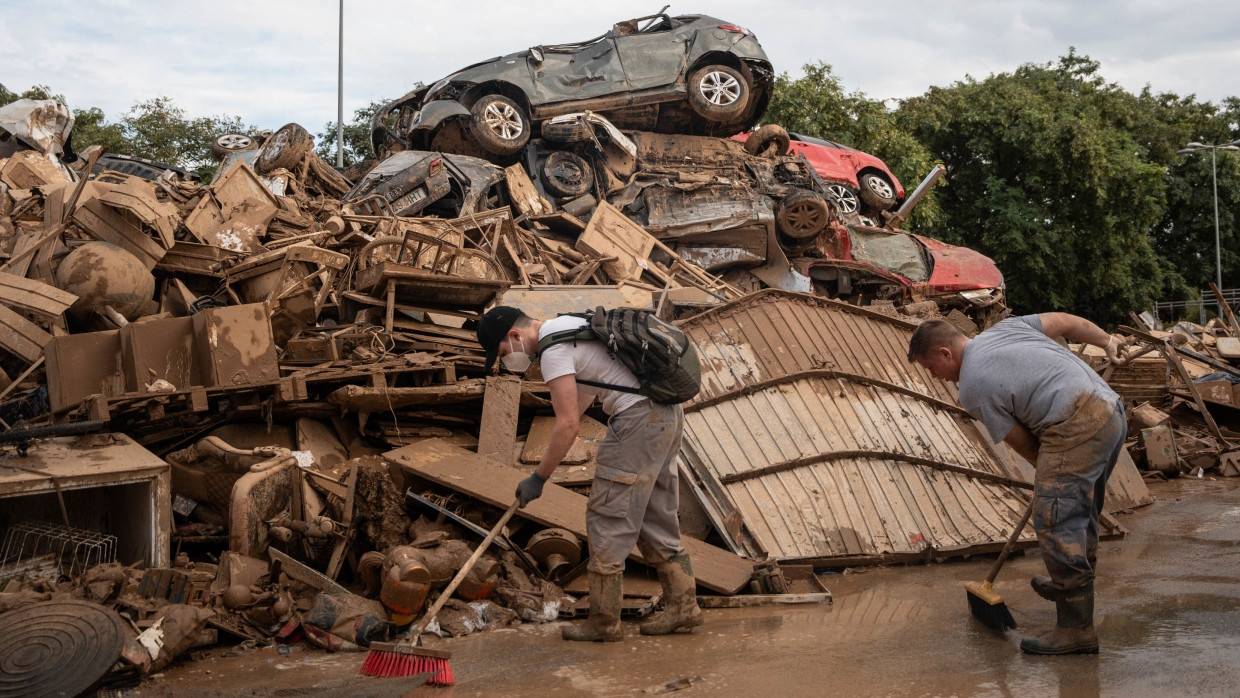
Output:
[361, 500, 520, 683]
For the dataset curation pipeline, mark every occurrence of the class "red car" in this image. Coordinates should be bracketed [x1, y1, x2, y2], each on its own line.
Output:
[796, 221, 1006, 326]
[733, 130, 904, 217]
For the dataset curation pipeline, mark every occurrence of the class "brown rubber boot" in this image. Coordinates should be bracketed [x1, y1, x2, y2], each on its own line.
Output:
[563, 571, 622, 642]
[1020, 584, 1099, 655]
[639, 554, 703, 636]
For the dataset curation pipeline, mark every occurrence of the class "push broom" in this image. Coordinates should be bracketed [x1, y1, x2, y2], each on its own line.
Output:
[966, 496, 1035, 631]
[361, 500, 520, 683]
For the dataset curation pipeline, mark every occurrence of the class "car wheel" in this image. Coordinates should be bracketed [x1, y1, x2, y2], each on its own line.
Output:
[541, 151, 594, 199]
[470, 94, 531, 156]
[687, 65, 750, 122]
[824, 183, 860, 215]
[541, 119, 592, 144]
[211, 133, 258, 159]
[255, 123, 313, 174]
[775, 190, 831, 241]
[743, 124, 790, 157]
[858, 172, 898, 211]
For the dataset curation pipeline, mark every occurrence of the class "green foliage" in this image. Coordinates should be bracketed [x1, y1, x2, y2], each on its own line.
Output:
[0, 86, 249, 180]
[315, 98, 389, 167]
[763, 62, 941, 227]
[121, 97, 251, 180]
[894, 51, 1197, 324]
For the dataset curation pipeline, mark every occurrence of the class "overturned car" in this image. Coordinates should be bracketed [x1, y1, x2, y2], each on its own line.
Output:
[372, 12, 773, 161]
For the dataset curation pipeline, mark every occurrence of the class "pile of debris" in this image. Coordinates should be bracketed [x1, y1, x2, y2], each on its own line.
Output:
[0, 86, 1152, 692]
[1089, 302, 1240, 479]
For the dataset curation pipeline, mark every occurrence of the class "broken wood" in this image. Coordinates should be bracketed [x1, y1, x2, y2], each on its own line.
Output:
[476, 375, 521, 463]
[324, 462, 358, 581]
[268, 547, 350, 595]
[0, 274, 77, 320]
[0, 303, 52, 363]
[385, 438, 755, 595]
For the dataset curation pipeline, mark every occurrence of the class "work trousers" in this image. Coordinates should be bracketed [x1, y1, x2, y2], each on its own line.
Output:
[1033, 400, 1127, 591]
[585, 400, 685, 575]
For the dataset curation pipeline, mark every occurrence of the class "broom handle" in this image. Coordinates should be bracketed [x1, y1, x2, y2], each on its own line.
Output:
[411, 500, 520, 635]
[985, 496, 1036, 585]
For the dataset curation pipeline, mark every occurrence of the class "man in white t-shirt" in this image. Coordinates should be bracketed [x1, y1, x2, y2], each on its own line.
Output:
[477, 305, 702, 642]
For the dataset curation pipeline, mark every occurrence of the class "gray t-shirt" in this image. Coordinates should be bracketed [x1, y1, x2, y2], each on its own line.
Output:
[958, 315, 1118, 445]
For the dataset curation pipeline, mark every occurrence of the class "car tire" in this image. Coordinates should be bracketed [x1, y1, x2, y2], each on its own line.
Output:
[255, 123, 314, 174]
[824, 183, 860, 215]
[687, 65, 750, 123]
[541, 151, 594, 199]
[858, 172, 898, 211]
[775, 190, 831, 241]
[541, 119, 592, 144]
[470, 94, 531, 156]
[743, 124, 790, 157]
[211, 133, 259, 159]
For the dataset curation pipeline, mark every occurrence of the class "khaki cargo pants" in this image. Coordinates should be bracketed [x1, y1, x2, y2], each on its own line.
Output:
[586, 400, 686, 575]
[1034, 399, 1127, 592]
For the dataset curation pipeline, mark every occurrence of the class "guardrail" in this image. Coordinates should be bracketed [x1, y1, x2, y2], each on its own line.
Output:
[1152, 288, 1240, 326]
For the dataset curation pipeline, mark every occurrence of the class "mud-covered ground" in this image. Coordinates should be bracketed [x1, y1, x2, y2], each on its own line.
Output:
[143, 476, 1240, 697]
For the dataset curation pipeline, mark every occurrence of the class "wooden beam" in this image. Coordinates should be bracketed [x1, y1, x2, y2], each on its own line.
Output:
[477, 375, 522, 463]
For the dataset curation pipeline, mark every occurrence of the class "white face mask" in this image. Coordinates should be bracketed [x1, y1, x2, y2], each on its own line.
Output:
[500, 336, 531, 374]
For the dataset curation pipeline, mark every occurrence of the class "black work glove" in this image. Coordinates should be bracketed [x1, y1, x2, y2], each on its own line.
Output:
[515, 471, 549, 508]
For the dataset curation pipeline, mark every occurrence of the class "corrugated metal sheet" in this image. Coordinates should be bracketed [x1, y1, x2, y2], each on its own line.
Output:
[677, 290, 1037, 565]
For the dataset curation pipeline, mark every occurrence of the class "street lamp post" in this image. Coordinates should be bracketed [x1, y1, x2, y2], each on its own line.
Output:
[336, 0, 344, 168]
[1178, 139, 1240, 292]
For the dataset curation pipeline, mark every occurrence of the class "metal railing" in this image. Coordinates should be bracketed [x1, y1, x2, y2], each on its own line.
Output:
[1152, 288, 1240, 326]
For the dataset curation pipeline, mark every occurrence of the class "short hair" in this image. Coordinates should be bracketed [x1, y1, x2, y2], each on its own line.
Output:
[907, 318, 966, 363]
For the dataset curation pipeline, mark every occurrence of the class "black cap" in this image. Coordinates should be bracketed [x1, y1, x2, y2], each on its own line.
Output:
[477, 305, 524, 371]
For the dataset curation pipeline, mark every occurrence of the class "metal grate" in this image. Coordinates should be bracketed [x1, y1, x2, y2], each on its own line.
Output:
[0, 521, 117, 582]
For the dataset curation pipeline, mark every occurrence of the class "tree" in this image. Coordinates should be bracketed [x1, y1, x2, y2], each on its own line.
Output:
[894, 51, 1174, 324]
[316, 98, 390, 168]
[763, 62, 941, 227]
[121, 97, 250, 179]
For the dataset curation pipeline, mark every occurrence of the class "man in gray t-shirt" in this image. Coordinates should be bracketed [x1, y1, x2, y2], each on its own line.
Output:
[908, 313, 1129, 655]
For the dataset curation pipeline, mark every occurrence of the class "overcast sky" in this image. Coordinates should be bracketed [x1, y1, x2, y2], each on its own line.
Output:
[3, 0, 1238, 137]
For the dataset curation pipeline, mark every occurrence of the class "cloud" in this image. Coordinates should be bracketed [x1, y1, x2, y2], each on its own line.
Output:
[2, 0, 1237, 144]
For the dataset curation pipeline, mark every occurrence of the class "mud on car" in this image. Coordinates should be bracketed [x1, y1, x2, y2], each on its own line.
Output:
[371, 12, 773, 162]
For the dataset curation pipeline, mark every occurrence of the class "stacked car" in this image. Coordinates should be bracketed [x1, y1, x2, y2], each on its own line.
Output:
[355, 12, 1004, 321]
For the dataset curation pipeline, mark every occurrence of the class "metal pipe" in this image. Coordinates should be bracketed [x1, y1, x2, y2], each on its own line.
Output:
[336, 0, 345, 168]
[884, 163, 945, 230]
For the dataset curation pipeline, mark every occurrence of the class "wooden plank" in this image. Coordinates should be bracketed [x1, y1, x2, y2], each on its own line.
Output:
[0, 303, 51, 363]
[503, 164, 549, 217]
[385, 438, 755, 595]
[477, 375, 522, 463]
[520, 415, 606, 465]
[1210, 282, 1240, 338]
[575, 201, 656, 282]
[0, 272, 77, 319]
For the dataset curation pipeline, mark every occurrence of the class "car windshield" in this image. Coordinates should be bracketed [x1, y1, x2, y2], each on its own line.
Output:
[849, 228, 931, 282]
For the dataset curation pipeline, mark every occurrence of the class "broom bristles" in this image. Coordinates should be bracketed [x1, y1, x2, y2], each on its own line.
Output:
[359, 647, 455, 685]
[966, 586, 1017, 631]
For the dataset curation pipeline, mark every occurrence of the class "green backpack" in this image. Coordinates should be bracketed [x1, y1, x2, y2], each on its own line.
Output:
[536, 307, 702, 405]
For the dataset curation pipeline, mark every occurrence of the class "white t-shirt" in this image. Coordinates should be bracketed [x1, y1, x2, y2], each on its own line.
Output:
[537, 315, 645, 416]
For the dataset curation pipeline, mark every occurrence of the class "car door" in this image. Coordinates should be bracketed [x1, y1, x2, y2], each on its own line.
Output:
[613, 15, 688, 91]
[531, 36, 626, 105]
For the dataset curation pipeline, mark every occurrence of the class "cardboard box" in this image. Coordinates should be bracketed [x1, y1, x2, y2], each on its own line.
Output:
[44, 330, 125, 411]
[120, 316, 198, 392]
[192, 304, 279, 387]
